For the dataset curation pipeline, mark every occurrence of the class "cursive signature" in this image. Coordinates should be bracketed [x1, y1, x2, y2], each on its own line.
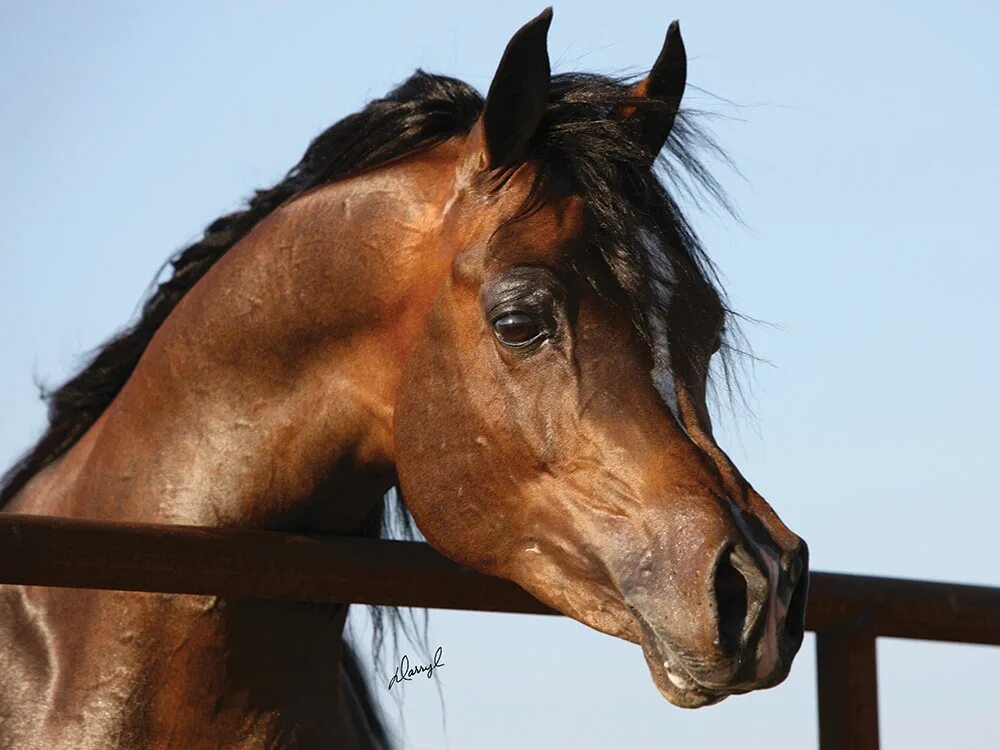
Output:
[386, 646, 445, 690]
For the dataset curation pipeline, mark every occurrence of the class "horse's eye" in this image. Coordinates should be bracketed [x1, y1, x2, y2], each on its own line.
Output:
[492, 311, 543, 347]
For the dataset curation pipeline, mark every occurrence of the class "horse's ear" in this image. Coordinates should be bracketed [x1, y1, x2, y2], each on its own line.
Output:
[625, 21, 687, 160]
[480, 8, 553, 169]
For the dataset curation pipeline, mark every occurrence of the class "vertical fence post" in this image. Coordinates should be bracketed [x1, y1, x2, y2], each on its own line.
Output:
[816, 617, 880, 750]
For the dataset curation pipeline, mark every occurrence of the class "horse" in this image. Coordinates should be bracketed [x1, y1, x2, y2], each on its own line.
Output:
[0, 9, 808, 749]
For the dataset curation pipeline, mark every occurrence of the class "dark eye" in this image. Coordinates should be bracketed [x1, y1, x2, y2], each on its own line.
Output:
[492, 311, 543, 347]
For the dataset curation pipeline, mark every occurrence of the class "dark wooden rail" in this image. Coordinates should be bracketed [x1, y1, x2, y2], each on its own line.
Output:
[2, 513, 998, 748]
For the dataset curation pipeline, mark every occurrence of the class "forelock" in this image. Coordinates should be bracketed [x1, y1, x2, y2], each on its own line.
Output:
[519, 71, 739, 404]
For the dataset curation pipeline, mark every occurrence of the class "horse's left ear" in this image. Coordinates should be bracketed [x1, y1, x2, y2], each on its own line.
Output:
[624, 21, 687, 160]
[480, 8, 553, 169]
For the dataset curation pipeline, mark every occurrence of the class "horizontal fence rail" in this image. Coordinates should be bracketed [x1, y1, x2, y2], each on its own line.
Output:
[1, 513, 997, 643]
[2, 512, 999, 749]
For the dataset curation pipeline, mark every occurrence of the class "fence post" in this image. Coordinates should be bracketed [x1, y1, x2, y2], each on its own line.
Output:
[816, 617, 879, 750]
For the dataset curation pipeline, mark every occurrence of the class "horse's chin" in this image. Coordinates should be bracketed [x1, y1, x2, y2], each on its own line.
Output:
[655, 681, 727, 709]
[640, 639, 729, 709]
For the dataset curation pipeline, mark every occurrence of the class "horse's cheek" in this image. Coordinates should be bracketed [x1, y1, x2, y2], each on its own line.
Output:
[393, 295, 519, 573]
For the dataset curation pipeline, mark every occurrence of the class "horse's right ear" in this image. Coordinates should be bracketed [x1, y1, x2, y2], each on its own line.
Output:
[621, 21, 687, 162]
[479, 8, 553, 170]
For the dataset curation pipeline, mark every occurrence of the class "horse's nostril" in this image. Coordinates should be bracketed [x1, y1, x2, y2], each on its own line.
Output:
[713, 549, 749, 656]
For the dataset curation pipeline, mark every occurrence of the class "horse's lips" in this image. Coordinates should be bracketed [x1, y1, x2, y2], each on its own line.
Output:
[631, 609, 727, 708]
[648, 648, 727, 709]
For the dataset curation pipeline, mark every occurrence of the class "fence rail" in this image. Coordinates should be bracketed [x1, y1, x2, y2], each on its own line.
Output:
[2, 513, 999, 749]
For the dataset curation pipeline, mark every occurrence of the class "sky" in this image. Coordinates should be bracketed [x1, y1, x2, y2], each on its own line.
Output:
[1, 1, 998, 748]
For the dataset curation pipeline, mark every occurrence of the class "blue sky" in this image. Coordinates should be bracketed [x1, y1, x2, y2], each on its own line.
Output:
[1, 2, 997, 747]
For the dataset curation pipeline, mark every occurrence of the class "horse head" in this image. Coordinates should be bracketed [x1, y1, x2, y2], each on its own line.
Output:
[391, 10, 809, 707]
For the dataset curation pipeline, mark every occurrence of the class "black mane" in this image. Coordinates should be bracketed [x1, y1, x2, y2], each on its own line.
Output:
[1, 68, 736, 746]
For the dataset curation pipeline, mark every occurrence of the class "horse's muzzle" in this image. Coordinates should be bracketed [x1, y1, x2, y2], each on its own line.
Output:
[626, 540, 809, 707]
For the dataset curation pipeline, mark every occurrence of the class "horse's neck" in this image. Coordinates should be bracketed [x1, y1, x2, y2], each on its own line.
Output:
[0, 162, 452, 747]
[0, 584, 375, 748]
[4, 462, 387, 747]
[17, 168, 438, 527]
[4, 452, 386, 747]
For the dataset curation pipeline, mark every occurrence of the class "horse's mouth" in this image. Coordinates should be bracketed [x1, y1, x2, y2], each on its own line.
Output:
[626, 603, 724, 708]
[640, 635, 729, 709]
[633, 609, 795, 708]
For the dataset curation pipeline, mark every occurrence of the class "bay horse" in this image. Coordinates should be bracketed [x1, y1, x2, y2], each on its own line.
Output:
[0, 9, 808, 749]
